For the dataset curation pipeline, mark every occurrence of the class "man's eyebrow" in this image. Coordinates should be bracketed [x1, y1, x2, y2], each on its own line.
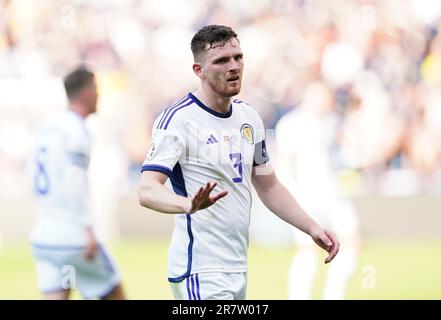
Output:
[212, 53, 242, 63]
[212, 55, 230, 63]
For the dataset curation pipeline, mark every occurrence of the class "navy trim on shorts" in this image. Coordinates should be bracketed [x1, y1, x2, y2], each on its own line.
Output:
[195, 273, 201, 300]
[190, 274, 197, 300]
[186, 276, 192, 300]
[185, 274, 201, 300]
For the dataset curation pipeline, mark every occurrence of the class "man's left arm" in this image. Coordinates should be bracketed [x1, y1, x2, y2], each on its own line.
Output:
[252, 163, 340, 263]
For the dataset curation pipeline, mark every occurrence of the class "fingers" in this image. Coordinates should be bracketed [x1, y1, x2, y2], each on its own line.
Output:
[200, 181, 218, 199]
[189, 186, 204, 213]
[195, 185, 206, 202]
[207, 181, 218, 194]
[325, 245, 339, 264]
[195, 186, 204, 198]
[204, 181, 227, 204]
[190, 182, 225, 213]
[324, 231, 340, 264]
[315, 233, 332, 252]
[210, 190, 229, 203]
[323, 236, 333, 249]
[193, 187, 204, 202]
[196, 182, 210, 201]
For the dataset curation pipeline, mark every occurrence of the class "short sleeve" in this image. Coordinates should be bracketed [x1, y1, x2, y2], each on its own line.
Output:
[141, 127, 185, 176]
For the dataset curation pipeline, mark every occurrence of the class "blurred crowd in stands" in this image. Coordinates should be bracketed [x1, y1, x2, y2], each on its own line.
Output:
[1, 0, 441, 196]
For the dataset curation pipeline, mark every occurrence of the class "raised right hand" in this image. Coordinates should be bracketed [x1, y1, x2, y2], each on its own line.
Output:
[187, 181, 228, 213]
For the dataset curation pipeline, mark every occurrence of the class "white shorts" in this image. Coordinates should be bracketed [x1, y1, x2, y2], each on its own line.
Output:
[31, 243, 121, 299]
[170, 272, 247, 300]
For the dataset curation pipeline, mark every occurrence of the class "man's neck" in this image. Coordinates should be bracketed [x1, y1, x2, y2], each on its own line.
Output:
[69, 101, 88, 119]
[193, 88, 231, 114]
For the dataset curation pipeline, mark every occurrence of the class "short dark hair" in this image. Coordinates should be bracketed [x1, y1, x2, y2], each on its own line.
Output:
[63, 66, 95, 100]
[191, 25, 239, 61]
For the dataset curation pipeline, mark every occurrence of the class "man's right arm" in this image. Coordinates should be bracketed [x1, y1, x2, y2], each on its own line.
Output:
[138, 171, 191, 214]
[138, 171, 228, 214]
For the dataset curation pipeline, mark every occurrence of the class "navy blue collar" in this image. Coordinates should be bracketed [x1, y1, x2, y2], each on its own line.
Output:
[188, 92, 233, 118]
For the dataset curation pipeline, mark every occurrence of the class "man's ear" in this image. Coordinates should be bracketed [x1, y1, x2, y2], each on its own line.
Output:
[193, 63, 205, 79]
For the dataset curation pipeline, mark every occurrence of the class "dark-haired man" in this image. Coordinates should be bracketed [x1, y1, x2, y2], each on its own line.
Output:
[138, 25, 339, 300]
[30, 67, 126, 300]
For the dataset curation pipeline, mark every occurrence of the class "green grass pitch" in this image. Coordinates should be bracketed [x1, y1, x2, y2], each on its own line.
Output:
[1, 238, 440, 299]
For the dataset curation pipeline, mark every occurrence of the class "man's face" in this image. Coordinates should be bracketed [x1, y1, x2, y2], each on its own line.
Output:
[198, 38, 244, 97]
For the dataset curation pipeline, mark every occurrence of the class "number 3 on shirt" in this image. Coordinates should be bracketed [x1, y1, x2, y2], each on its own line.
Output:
[229, 153, 243, 183]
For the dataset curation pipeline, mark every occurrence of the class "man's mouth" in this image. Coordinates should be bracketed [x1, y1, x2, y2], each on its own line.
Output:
[227, 76, 240, 82]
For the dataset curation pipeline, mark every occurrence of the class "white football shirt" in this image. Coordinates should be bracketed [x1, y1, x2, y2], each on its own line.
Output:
[29, 110, 93, 246]
[142, 92, 269, 282]
[275, 109, 340, 213]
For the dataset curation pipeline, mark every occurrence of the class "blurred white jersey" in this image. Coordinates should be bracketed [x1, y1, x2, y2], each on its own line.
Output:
[29, 110, 93, 246]
[142, 93, 269, 282]
[276, 109, 340, 214]
[276, 109, 358, 238]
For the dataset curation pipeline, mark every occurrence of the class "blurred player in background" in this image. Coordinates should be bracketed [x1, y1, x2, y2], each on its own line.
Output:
[276, 81, 360, 300]
[138, 25, 340, 300]
[29, 66, 126, 300]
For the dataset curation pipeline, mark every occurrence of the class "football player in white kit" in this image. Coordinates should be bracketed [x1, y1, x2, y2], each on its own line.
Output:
[29, 67, 126, 300]
[138, 25, 340, 300]
[276, 82, 360, 299]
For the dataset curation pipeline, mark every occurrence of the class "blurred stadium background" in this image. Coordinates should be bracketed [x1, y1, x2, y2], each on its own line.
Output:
[1, 0, 441, 299]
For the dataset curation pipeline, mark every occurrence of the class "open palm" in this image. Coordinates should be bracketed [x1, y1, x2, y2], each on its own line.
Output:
[189, 181, 228, 213]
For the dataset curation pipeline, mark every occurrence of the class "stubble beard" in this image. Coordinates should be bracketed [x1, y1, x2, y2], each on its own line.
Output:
[213, 80, 242, 98]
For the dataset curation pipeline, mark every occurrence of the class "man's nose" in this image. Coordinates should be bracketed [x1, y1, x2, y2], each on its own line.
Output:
[228, 59, 240, 72]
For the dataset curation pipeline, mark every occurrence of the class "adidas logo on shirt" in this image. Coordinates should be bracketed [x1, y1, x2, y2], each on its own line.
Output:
[206, 134, 219, 144]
